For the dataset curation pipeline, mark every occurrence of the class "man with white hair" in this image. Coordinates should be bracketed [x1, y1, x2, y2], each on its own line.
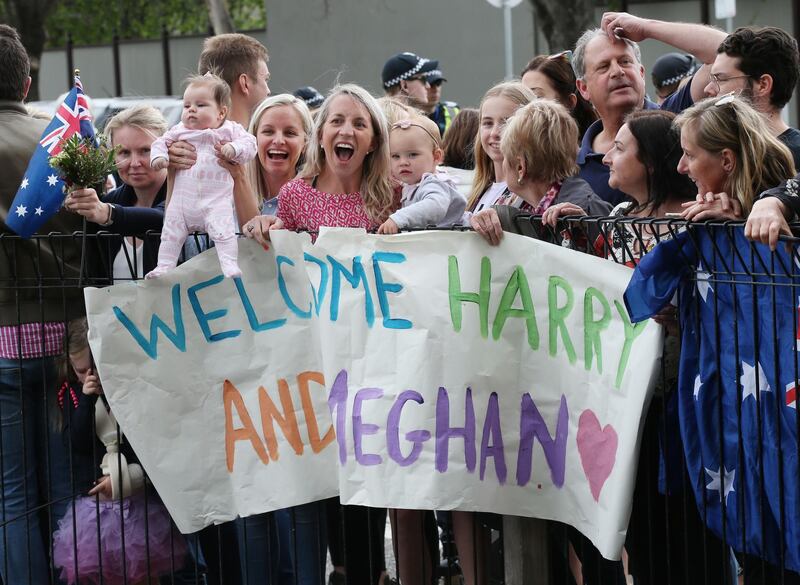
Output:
[573, 21, 726, 204]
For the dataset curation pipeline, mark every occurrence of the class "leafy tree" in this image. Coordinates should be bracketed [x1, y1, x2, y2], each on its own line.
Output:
[44, 0, 264, 47]
[528, 0, 595, 52]
[0, 0, 264, 99]
[1, 0, 61, 100]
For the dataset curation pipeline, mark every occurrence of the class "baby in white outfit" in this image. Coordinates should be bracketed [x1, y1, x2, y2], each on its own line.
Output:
[147, 73, 256, 279]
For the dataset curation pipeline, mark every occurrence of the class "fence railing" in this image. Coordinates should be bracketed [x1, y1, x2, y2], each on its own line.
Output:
[0, 219, 798, 585]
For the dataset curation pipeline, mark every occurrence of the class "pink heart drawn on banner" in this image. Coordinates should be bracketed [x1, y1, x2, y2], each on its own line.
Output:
[576, 409, 618, 502]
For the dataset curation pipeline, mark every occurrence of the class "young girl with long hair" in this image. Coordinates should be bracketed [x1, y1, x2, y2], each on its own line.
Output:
[52, 319, 186, 585]
[465, 81, 536, 214]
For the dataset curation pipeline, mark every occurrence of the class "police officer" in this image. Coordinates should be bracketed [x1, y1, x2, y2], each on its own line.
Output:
[381, 51, 437, 110]
[423, 64, 459, 136]
[293, 85, 325, 115]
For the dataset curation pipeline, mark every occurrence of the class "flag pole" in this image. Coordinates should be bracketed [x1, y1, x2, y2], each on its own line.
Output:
[73, 68, 88, 287]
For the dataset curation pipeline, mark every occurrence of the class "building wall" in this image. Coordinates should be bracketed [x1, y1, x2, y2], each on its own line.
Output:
[38, 0, 797, 124]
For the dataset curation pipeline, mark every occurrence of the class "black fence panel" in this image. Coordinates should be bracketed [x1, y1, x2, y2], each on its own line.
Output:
[0, 220, 798, 585]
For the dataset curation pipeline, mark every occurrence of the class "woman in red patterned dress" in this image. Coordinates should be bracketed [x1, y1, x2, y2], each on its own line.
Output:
[243, 84, 395, 242]
[242, 84, 397, 585]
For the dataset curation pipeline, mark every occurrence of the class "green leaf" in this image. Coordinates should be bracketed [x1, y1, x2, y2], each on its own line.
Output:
[49, 135, 120, 193]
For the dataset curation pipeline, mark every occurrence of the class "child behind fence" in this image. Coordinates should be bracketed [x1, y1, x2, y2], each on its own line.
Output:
[52, 318, 187, 585]
[378, 115, 465, 234]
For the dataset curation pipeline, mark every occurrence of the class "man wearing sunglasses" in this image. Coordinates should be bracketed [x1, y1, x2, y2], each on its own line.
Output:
[381, 52, 437, 111]
[422, 66, 460, 137]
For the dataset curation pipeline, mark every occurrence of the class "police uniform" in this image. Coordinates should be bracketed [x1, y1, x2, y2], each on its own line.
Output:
[423, 67, 459, 136]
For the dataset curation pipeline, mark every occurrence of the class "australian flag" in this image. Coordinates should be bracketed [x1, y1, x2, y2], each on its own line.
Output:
[7, 74, 95, 238]
[624, 226, 800, 573]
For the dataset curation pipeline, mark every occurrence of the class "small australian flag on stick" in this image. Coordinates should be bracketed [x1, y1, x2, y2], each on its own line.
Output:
[7, 71, 95, 238]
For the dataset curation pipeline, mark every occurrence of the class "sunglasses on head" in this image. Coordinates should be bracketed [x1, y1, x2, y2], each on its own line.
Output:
[548, 50, 573, 63]
[713, 91, 736, 107]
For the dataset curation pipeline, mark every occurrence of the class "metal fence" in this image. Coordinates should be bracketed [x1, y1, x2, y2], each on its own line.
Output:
[0, 218, 799, 585]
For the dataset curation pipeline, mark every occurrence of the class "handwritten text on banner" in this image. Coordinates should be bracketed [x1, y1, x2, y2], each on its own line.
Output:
[84, 228, 661, 560]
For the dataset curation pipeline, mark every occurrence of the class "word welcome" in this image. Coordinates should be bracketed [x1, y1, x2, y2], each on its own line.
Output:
[114, 252, 648, 393]
[113, 251, 411, 360]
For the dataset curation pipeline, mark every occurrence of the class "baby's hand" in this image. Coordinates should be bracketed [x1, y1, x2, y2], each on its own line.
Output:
[377, 219, 399, 234]
[82, 368, 103, 396]
[219, 143, 237, 161]
[151, 157, 169, 171]
[88, 475, 113, 500]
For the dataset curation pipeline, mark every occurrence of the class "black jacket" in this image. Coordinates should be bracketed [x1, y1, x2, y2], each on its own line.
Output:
[492, 176, 612, 249]
[87, 180, 166, 283]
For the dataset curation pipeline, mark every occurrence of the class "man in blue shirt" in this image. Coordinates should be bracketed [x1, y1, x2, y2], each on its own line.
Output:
[573, 20, 725, 205]
[601, 14, 800, 185]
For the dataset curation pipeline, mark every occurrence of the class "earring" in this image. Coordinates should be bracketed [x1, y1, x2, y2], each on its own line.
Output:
[517, 174, 524, 185]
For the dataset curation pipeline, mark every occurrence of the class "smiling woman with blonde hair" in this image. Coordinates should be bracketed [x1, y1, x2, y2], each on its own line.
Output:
[242, 83, 396, 241]
[63, 104, 169, 279]
[240, 83, 398, 585]
[678, 94, 796, 221]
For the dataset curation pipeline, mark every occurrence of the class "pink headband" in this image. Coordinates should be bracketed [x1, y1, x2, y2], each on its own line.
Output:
[390, 119, 440, 146]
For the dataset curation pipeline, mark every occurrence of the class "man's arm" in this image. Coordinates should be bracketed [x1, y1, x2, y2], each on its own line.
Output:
[601, 12, 728, 103]
[745, 177, 800, 249]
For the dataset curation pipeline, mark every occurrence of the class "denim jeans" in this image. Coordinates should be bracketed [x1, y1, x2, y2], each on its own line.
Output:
[237, 502, 327, 585]
[0, 357, 84, 585]
[277, 502, 327, 585]
[237, 512, 279, 585]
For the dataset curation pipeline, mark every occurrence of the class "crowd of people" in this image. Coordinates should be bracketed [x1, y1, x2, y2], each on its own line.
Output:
[1, 8, 800, 585]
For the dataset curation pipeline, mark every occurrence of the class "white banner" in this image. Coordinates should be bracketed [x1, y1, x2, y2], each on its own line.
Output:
[85, 228, 662, 559]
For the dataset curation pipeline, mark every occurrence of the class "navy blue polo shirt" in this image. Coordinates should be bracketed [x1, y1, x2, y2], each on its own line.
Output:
[578, 81, 694, 206]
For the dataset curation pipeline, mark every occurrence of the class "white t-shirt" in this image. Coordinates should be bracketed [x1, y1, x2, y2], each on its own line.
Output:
[474, 181, 508, 212]
[112, 238, 144, 281]
[462, 181, 509, 225]
[438, 165, 475, 200]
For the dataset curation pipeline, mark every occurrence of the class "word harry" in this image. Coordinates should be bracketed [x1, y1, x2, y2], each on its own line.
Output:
[448, 257, 647, 388]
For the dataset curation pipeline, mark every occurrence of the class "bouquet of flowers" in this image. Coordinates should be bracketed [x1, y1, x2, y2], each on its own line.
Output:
[49, 134, 118, 196]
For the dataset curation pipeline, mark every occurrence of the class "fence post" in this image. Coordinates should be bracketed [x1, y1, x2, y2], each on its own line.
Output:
[66, 32, 74, 91]
[161, 25, 172, 95]
[112, 31, 122, 96]
[502, 516, 549, 585]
